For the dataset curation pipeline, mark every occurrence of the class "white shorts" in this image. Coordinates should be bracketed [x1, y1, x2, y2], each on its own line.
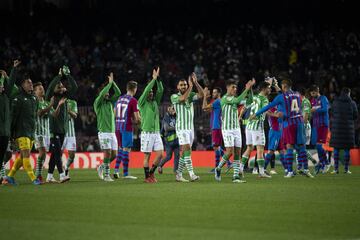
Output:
[98, 132, 118, 151]
[305, 122, 311, 145]
[140, 132, 164, 153]
[176, 129, 194, 146]
[62, 136, 77, 151]
[35, 135, 50, 151]
[222, 129, 242, 148]
[245, 129, 265, 146]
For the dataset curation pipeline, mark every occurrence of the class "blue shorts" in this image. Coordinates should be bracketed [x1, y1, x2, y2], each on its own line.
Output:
[116, 131, 133, 148]
[268, 129, 282, 151]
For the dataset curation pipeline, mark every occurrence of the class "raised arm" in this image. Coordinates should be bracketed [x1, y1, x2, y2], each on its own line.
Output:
[65, 77, 78, 98]
[94, 78, 113, 110]
[255, 95, 281, 117]
[245, 88, 254, 106]
[138, 79, 156, 107]
[1, 60, 20, 96]
[109, 73, 121, 103]
[155, 79, 164, 105]
[6, 69, 16, 95]
[139, 67, 160, 107]
[61, 65, 78, 97]
[273, 78, 281, 92]
[222, 79, 256, 105]
[46, 69, 62, 100]
[236, 78, 256, 104]
[6, 60, 20, 95]
[178, 76, 194, 102]
[191, 72, 204, 99]
[10, 85, 19, 98]
[202, 87, 212, 112]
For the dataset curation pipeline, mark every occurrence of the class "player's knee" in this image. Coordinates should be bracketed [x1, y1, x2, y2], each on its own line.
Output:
[103, 149, 111, 158]
[257, 149, 264, 156]
[184, 145, 190, 151]
[246, 145, 253, 153]
[23, 158, 31, 169]
[156, 150, 164, 158]
[21, 150, 30, 158]
[226, 148, 234, 156]
[143, 153, 151, 162]
[111, 150, 117, 159]
[39, 151, 46, 159]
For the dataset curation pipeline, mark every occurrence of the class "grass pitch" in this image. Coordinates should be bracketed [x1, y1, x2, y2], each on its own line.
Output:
[1, 167, 360, 240]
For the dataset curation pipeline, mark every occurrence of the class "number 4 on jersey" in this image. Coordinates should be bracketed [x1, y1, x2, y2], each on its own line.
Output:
[291, 99, 300, 113]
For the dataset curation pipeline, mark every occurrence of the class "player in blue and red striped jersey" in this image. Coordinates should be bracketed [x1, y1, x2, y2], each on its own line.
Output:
[114, 81, 141, 179]
[309, 85, 330, 174]
[251, 79, 313, 178]
[263, 78, 287, 174]
[264, 106, 287, 174]
[202, 87, 231, 172]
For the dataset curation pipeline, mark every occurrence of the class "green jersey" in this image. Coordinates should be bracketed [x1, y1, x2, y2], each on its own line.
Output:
[221, 89, 250, 131]
[138, 79, 164, 132]
[35, 99, 51, 137]
[302, 97, 311, 120]
[171, 91, 198, 131]
[246, 94, 269, 131]
[65, 99, 78, 137]
[93, 81, 121, 133]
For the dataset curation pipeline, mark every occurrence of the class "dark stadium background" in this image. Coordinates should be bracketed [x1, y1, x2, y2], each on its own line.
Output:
[1, 0, 359, 151]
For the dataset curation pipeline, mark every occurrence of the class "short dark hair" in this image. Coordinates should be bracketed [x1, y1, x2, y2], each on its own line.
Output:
[309, 85, 319, 92]
[213, 87, 222, 95]
[20, 73, 31, 84]
[177, 78, 187, 85]
[299, 87, 306, 96]
[126, 81, 138, 91]
[281, 79, 292, 87]
[33, 82, 43, 89]
[226, 80, 237, 87]
[259, 81, 271, 91]
[341, 87, 351, 95]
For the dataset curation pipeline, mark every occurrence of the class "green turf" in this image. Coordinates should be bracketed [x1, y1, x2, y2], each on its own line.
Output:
[1, 166, 360, 240]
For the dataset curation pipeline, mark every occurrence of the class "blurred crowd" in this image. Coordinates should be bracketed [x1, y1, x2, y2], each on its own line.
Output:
[1, 23, 360, 150]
